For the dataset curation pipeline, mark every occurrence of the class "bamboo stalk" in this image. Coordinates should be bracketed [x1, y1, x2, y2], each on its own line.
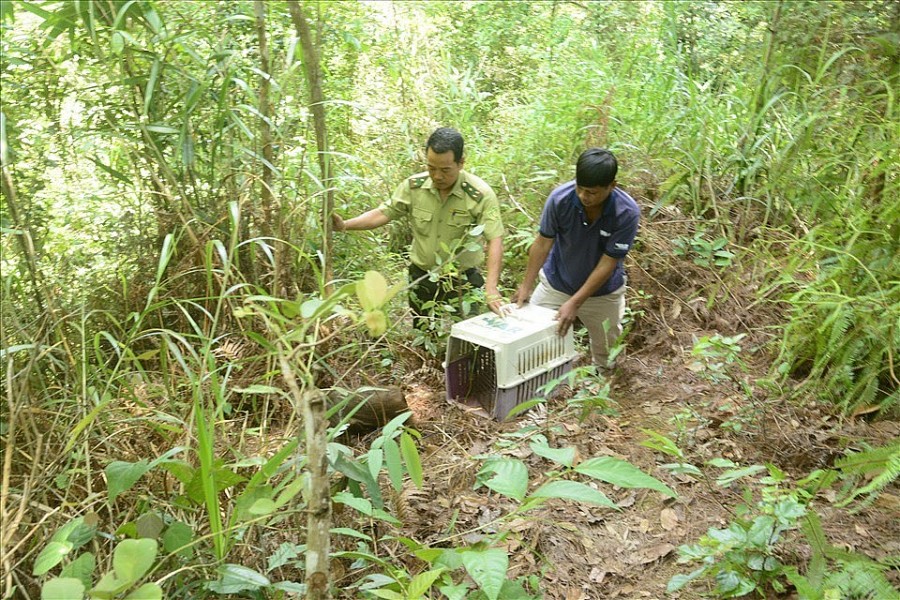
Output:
[278, 355, 331, 599]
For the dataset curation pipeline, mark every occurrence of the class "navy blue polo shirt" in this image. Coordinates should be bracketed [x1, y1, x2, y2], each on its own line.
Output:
[538, 181, 640, 296]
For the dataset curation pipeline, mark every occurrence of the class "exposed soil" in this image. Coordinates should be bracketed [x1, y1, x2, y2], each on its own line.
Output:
[365, 350, 898, 599]
[319, 204, 900, 599]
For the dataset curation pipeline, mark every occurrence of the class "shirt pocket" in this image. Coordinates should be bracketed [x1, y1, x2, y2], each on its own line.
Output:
[447, 210, 473, 236]
[412, 207, 434, 235]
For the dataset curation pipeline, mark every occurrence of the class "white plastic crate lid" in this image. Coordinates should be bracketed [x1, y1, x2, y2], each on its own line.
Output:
[449, 303, 559, 349]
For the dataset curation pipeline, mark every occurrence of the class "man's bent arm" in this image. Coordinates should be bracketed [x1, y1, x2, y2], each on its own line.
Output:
[555, 254, 618, 334]
[514, 234, 554, 306]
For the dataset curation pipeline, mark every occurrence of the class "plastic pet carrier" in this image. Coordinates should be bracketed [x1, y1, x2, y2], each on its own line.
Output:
[445, 304, 578, 420]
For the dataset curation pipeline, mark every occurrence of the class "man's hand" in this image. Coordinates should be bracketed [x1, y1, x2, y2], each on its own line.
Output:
[511, 284, 532, 308]
[331, 213, 345, 232]
[555, 298, 580, 336]
[486, 287, 507, 316]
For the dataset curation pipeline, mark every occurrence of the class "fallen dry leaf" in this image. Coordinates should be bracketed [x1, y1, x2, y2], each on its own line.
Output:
[660, 507, 679, 531]
[565, 588, 588, 600]
[589, 567, 607, 584]
[617, 492, 637, 508]
[628, 542, 676, 565]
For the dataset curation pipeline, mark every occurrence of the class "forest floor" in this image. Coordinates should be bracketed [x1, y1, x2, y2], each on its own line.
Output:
[315, 209, 900, 599]
[381, 348, 900, 599]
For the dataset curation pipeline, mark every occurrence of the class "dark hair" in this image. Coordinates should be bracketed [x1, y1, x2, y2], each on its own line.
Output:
[576, 148, 617, 187]
[426, 127, 464, 163]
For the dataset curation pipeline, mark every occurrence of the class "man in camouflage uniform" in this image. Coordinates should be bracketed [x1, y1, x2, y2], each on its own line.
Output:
[333, 127, 505, 328]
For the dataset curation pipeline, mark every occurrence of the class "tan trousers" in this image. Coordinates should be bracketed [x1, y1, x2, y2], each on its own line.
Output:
[531, 270, 626, 368]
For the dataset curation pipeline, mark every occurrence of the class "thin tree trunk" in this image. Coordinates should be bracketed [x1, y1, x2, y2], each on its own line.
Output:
[253, 0, 279, 288]
[288, 0, 334, 295]
[0, 163, 44, 313]
[737, 0, 783, 199]
[278, 356, 331, 600]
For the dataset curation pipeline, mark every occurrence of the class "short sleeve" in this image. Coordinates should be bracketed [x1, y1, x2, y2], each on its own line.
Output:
[537, 195, 558, 239]
[604, 212, 639, 259]
[377, 180, 412, 221]
[477, 189, 504, 240]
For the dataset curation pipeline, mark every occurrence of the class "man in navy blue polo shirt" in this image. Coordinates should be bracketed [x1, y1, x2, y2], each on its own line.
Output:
[512, 148, 640, 369]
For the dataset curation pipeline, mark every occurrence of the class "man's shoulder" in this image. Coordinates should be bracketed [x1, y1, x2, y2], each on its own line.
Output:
[547, 180, 577, 206]
[407, 171, 430, 189]
[611, 187, 640, 217]
[460, 170, 495, 202]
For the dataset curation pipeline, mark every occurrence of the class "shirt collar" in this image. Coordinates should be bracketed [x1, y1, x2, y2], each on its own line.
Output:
[568, 183, 617, 220]
[425, 172, 465, 199]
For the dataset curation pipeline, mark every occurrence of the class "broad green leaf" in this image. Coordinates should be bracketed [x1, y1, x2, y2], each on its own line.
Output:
[267, 542, 305, 571]
[248, 498, 276, 515]
[274, 475, 306, 508]
[407, 568, 445, 598]
[666, 567, 705, 593]
[381, 410, 413, 440]
[53, 516, 96, 548]
[272, 581, 307, 593]
[371, 508, 402, 526]
[747, 515, 778, 545]
[124, 583, 163, 599]
[370, 590, 403, 600]
[530, 441, 576, 467]
[575, 457, 676, 498]
[333, 491, 374, 516]
[639, 429, 684, 459]
[529, 481, 618, 509]
[33, 541, 73, 576]
[161, 521, 193, 559]
[383, 438, 404, 491]
[233, 485, 274, 523]
[111, 31, 124, 54]
[135, 512, 164, 539]
[300, 298, 324, 318]
[90, 571, 128, 598]
[106, 460, 150, 503]
[185, 464, 245, 504]
[400, 432, 423, 488]
[159, 461, 194, 485]
[357, 271, 388, 310]
[480, 459, 528, 501]
[367, 448, 383, 481]
[41, 577, 85, 600]
[439, 581, 470, 600]
[60, 552, 95, 587]
[364, 310, 388, 336]
[206, 564, 270, 594]
[461, 548, 508, 600]
[113, 539, 157, 584]
[715, 464, 767, 487]
[661, 462, 703, 477]
[330, 527, 372, 541]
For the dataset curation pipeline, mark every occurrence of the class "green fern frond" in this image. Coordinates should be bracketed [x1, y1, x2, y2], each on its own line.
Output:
[822, 558, 898, 599]
[836, 441, 900, 507]
[822, 304, 853, 356]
